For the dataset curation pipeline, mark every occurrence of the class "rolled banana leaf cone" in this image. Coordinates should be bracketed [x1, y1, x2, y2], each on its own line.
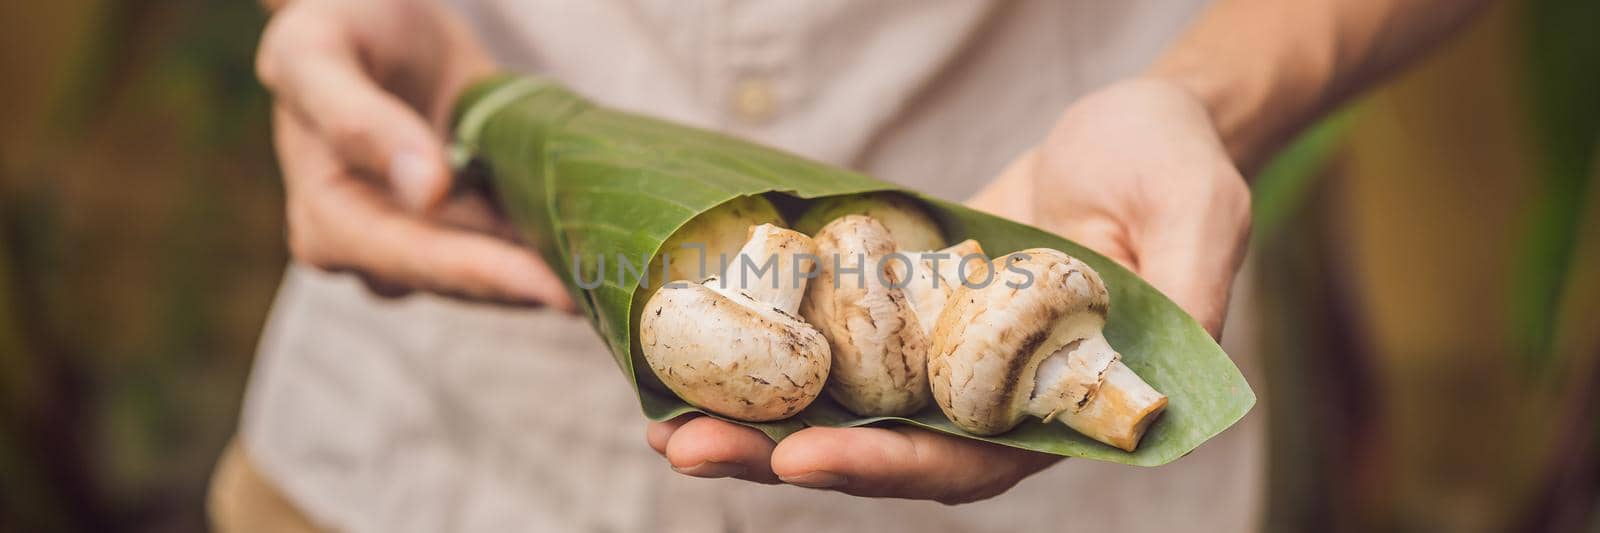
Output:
[450, 74, 1253, 465]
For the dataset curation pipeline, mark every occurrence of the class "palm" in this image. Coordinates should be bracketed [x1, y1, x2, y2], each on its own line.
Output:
[975, 79, 1250, 337]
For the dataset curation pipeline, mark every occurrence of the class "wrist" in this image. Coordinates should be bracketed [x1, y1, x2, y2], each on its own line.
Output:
[1143, 0, 1349, 177]
[1144, 59, 1322, 176]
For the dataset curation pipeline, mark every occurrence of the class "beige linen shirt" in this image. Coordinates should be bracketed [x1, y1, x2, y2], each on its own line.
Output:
[241, 1, 1265, 531]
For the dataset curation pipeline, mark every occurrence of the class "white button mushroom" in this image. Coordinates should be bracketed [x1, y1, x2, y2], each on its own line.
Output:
[639, 224, 831, 422]
[928, 248, 1168, 452]
[797, 193, 975, 417]
[630, 195, 786, 395]
[801, 215, 932, 416]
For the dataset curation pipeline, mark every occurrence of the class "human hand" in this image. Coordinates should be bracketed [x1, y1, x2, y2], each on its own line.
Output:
[256, 0, 572, 307]
[969, 78, 1251, 337]
[643, 78, 1250, 504]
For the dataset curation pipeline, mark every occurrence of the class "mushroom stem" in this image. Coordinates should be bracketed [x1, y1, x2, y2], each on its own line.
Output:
[928, 248, 1167, 451]
[1025, 333, 1168, 452]
[714, 223, 816, 314]
[894, 240, 987, 335]
[936, 239, 988, 286]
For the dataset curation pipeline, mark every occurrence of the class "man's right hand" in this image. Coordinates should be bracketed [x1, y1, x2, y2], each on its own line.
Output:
[256, 0, 573, 308]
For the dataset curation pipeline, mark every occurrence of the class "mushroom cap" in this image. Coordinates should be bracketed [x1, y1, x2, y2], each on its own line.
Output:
[927, 248, 1111, 435]
[631, 196, 784, 395]
[801, 215, 931, 416]
[793, 192, 945, 252]
[640, 280, 830, 421]
[649, 195, 784, 288]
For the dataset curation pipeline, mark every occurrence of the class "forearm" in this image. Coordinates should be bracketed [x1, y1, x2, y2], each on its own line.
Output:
[1149, 0, 1491, 173]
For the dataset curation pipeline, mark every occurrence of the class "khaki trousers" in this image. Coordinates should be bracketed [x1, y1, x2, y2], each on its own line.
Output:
[208, 439, 323, 533]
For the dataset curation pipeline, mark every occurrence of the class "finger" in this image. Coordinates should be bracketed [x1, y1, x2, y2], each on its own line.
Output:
[645, 415, 696, 456]
[970, 150, 1139, 270]
[258, 8, 450, 211]
[297, 171, 574, 309]
[433, 190, 527, 243]
[967, 149, 1038, 224]
[1133, 175, 1251, 338]
[275, 108, 571, 309]
[354, 272, 415, 299]
[1047, 216, 1139, 272]
[1134, 225, 1246, 339]
[662, 417, 778, 483]
[771, 426, 1058, 504]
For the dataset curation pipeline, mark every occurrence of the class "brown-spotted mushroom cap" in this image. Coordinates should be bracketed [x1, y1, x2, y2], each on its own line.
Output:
[928, 248, 1167, 451]
[801, 215, 932, 416]
[639, 224, 830, 422]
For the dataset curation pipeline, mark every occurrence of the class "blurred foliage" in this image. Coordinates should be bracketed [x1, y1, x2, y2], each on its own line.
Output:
[1249, 111, 1353, 243]
[0, 0, 279, 531]
[1251, 1, 1599, 531]
[1514, 0, 1600, 369]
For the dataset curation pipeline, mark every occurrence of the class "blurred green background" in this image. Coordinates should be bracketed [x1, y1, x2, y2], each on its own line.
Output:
[0, 1, 1595, 532]
[1, 1, 280, 531]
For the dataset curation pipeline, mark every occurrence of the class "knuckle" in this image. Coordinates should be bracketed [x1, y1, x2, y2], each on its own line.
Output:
[254, 6, 303, 88]
[320, 117, 371, 158]
[254, 33, 282, 88]
[1215, 169, 1253, 227]
[1232, 201, 1254, 235]
[1219, 167, 1251, 201]
[357, 274, 413, 299]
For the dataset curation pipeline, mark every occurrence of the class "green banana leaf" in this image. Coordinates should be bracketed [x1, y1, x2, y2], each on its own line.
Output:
[452, 74, 1254, 466]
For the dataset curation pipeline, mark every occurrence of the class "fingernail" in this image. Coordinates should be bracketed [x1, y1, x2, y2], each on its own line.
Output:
[672, 461, 746, 479]
[389, 151, 434, 211]
[780, 471, 847, 489]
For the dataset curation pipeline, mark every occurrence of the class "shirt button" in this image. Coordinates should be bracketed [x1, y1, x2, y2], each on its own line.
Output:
[732, 75, 776, 123]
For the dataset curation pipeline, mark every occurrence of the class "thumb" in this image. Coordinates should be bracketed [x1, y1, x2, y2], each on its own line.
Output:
[967, 149, 1038, 223]
[771, 426, 1057, 504]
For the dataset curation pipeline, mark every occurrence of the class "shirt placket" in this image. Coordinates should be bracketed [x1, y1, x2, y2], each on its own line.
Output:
[715, 0, 801, 132]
